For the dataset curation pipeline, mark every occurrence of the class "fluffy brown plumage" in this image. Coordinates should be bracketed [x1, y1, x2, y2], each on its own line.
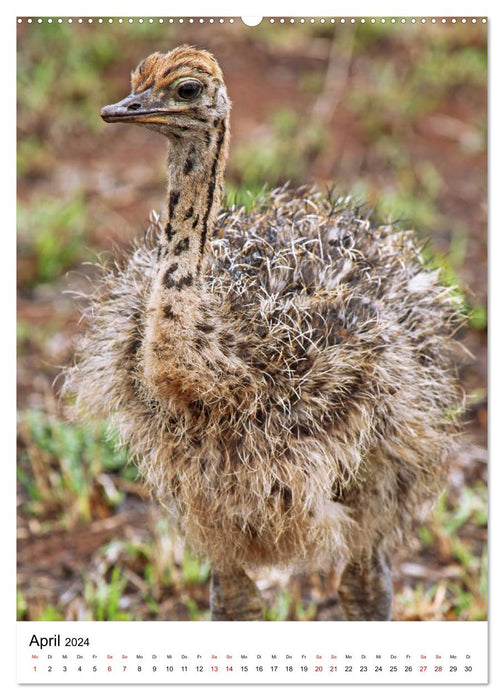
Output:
[64, 46, 462, 620]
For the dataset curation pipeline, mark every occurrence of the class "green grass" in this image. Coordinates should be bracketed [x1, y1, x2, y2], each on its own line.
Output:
[422, 226, 487, 332]
[17, 410, 135, 528]
[347, 34, 486, 140]
[60, 523, 212, 620]
[401, 481, 488, 620]
[415, 44, 487, 91]
[230, 107, 326, 189]
[17, 194, 90, 286]
[17, 135, 53, 179]
[18, 23, 122, 135]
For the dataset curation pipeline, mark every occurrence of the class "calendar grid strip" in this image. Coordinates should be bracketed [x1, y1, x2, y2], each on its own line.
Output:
[17, 621, 488, 684]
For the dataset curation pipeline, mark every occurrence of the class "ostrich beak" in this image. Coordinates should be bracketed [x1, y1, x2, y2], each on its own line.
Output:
[101, 90, 170, 124]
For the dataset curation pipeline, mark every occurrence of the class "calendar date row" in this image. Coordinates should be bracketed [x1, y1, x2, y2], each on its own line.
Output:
[32, 663, 474, 674]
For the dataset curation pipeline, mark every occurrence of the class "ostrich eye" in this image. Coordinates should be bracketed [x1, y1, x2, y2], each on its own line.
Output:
[176, 80, 203, 101]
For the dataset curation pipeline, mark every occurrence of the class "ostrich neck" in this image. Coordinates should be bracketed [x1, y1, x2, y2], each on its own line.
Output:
[162, 116, 229, 277]
[142, 117, 234, 407]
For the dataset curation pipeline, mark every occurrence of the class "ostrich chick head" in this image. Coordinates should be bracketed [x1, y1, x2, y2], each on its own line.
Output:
[100, 46, 230, 141]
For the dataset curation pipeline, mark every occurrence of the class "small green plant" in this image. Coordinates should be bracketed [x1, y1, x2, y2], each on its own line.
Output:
[437, 487, 488, 536]
[396, 582, 447, 620]
[223, 184, 270, 212]
[468, 304, 487, 331]
[17, 591, 28, 620]
[181, 548, 210, 585]
[37, 605, 65, 622]
[266, 590, 293, 621]
[183, 597, 205, 621]
[450, 569, 487, 621]
[84, 566, 133, 621]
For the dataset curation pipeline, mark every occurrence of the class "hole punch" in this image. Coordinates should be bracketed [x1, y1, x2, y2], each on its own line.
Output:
[241, 17, 263, 27]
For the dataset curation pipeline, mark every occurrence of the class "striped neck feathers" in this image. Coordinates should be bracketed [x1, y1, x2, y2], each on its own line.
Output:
[160, 115, 229, 282]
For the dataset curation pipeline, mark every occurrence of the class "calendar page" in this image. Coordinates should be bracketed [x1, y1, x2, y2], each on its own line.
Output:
[16, 10, 488, 688]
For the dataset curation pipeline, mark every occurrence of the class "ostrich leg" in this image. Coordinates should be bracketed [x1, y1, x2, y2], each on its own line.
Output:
[338, 546, 393, 621]
[210, 568, 264, 620]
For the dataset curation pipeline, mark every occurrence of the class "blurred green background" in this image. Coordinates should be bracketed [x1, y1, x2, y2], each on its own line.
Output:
[17, 17, 487, 621]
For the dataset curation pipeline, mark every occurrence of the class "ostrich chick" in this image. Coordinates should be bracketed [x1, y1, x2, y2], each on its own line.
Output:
[65, 46, 462, 621]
